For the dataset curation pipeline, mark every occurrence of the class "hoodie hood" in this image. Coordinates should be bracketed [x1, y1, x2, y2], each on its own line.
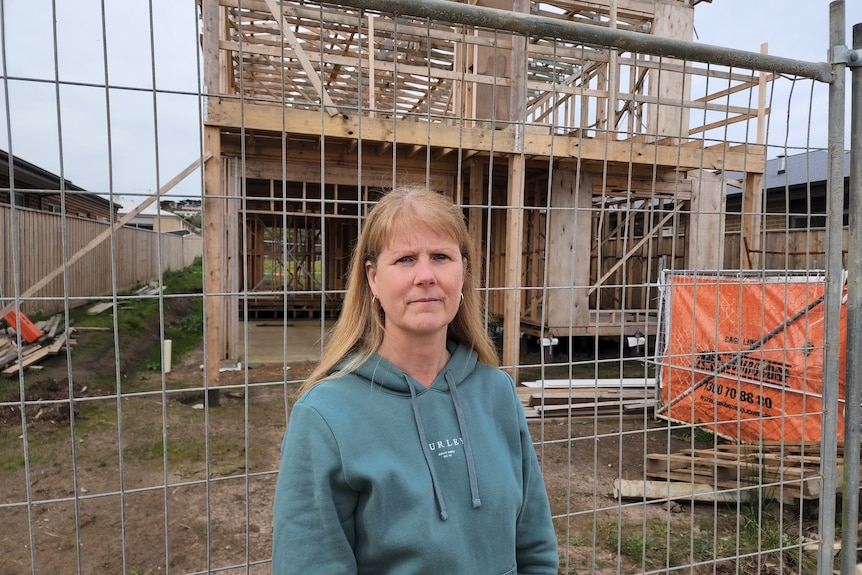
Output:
[340, 339, 479, 394]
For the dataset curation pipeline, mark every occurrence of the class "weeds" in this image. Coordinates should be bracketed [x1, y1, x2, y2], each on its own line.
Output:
[736, 491, 818, 573]
[670, 424, 715, 444]
[595, 495, 817, 574]
[598, 519, 712, 569]
[59, 259, 205, 377]
[143, 260, 204, 372]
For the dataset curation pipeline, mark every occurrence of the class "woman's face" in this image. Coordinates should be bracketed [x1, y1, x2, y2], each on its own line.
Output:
[366, 223, 464, 345]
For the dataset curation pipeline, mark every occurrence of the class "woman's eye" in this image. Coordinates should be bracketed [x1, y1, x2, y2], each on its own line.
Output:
[396, 256, 413, 263]
[433, 253, 451, 261]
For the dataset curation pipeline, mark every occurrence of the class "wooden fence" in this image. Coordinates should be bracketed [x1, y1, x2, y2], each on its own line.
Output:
[1, 203, 842, 318]
[724, 228, 845, 271]
[0, 205, 203, 316]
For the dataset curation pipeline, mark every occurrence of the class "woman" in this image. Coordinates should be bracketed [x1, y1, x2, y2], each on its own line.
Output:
[272, 187, 559, 574]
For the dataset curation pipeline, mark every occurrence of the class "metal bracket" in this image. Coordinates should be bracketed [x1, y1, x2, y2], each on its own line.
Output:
[832, 45, 862, 67]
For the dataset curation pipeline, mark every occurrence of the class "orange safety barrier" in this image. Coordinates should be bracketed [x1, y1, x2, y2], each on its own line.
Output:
[656, 273, 846, 443]
[3, 310, 44, 345]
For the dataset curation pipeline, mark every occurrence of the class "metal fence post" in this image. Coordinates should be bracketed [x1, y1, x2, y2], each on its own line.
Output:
[841, 18, 862, 575]
[821, 1, 847, 573]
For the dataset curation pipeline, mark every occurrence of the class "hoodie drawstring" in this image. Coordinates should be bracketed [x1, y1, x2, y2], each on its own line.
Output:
[407, 377, 450, 521]
[445, 372, 482, 510]
[406, 372, 482, 522]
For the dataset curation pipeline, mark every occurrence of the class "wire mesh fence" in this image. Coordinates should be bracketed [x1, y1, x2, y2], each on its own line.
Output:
[1, 0, 860, 573]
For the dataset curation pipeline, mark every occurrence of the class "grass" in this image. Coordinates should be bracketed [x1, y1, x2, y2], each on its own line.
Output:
[0, 259, 230, 473]
[143, 261, 204, 372]
[600, 518, 729, 571]
[0, 256, 274, 494]
[595, 495, 818, 574]
[736, 493, 818, 573]
[0, 428, 25, 472]
[0, 421, 72, 474]
[3, 388, 264, 482]
[670, 424, 716, 444]
[56, 259, 205, 383]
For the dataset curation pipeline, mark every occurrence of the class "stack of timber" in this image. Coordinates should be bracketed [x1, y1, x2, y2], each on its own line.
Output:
[86, 283, 164, 316]
[0, 314, 73, 375]
[615, 441, 842, 503]
[518, 378, 657, 419]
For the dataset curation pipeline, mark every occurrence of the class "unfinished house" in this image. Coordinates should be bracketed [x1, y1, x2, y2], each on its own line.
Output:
[199, 0, 768, 375]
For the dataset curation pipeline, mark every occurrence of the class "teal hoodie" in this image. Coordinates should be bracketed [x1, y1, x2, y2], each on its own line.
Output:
[272, 341, 559, 574]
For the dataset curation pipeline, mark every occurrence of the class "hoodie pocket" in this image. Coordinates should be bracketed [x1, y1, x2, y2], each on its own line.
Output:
[500, 567, 516, 575]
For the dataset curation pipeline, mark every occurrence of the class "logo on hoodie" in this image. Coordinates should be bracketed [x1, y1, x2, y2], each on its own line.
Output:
[428, 437, 463, 459]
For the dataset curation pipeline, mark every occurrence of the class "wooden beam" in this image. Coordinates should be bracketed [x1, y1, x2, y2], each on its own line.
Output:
[202, 0, 224, 394]
[688, 110, 767, 137]
[613, 478, 755, 503]
[206, 101, 765, 173]
[367, 13, 377, 118]
[588, 205, 679, 296]
[686, 169, 725, 269]
[263, 0, 340, 117]
[204, 128, 224, 395]
[647, 1, 694, 142]
[547, 167, 591, 328]
[502, 0, 528, 374]
[741, 171, 765, 269]
[756, 44, 769, 146]
[502, 167, 525, 371]
[468, 161, 484, 258]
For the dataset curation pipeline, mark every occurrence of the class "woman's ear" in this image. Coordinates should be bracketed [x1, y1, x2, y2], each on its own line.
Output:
[365, 261, 377, 292]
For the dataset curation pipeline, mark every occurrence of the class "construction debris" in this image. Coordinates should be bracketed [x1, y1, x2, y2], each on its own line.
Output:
[616, 441, 843, 503]
[2, 309, 44, 344]
[87, 302, 115, 315]
[518, 377, 658, 419]
[86, 283, 163, 316]
[0, 314, 74, 375]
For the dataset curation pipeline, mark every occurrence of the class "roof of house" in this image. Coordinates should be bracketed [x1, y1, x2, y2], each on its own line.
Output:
[118, 198, 201, 234]
[118, 199, 184, 219]
[0, 149, 121, 210]
[725, 149, 851, 195]
[764, 149, 850, 190]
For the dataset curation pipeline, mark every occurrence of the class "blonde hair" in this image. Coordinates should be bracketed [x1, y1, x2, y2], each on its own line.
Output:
[299, 187, 499, 395]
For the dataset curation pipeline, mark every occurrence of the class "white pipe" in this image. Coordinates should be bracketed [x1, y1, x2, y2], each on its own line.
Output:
[164, 339, 172, 373]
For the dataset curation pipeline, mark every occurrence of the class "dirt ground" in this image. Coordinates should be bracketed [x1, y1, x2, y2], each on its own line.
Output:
[0, 317, 821, 575]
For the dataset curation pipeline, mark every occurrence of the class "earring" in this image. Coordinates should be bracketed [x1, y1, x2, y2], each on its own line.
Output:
[459, 293, 464, 307]
[372, 294, 377, 305]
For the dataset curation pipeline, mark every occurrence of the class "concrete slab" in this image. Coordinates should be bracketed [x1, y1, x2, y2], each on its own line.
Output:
[237, 319, 332, 365]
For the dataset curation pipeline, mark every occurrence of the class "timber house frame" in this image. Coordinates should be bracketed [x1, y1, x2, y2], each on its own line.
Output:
[199, 0, 768, 378]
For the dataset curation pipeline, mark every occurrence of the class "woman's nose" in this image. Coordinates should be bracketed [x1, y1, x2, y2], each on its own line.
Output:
[414, 257, 437, 284]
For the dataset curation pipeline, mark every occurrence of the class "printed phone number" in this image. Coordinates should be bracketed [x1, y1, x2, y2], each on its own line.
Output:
[702, 380, 773, 414]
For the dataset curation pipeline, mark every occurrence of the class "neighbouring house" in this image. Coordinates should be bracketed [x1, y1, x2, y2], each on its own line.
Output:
[159, 198, 202, 218]
[173, 199, 202, 218]
[724, 150, 851, 269]
[120, 200, 200, 236]
[0, 149, 121, 221]
[1, 154, 199, 317]
[726, 149, 851, 231]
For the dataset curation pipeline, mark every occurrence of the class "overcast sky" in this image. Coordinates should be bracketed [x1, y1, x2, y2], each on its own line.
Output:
[694, 0, 860, 160]
[1, 0, 201, 203]
[1, 0, 859, 203]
